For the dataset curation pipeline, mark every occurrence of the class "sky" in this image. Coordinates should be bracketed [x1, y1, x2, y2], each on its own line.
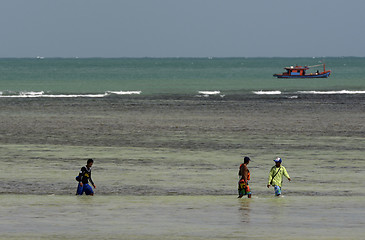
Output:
[1, 0, 364, 58]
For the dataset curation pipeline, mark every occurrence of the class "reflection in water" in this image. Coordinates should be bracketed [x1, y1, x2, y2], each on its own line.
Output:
[267, 197, 288, 223]
[238, 199, 251, 223]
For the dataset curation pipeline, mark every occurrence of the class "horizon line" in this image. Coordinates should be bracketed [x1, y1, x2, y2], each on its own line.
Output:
[0, 56, 363, 59]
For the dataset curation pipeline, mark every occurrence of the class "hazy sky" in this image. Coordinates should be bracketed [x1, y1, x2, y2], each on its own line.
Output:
[1, 0, 364, 58]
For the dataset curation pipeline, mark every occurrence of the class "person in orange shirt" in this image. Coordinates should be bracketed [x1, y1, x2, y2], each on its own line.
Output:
[238, 156, 251, 198]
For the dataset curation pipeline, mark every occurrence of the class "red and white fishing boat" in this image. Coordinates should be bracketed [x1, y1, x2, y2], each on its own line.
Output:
[273, 64, 331, 78]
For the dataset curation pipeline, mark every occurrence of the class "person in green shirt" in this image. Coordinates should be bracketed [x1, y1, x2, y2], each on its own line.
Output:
[267, 157, 291, 196]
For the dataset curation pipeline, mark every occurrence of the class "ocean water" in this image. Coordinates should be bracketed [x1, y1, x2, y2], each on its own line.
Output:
[0, 57, 365, 97]
[0, 58, 365, 239]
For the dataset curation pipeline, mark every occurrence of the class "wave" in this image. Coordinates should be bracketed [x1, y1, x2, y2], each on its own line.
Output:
[107, 91, 142, 95]
[0, 91, 142, 98]
[297, 90, 365, 95]
[253, 90, 365, 95]
[253, 90, 282, 95]
[1, 89, 365, 99]
[197, 91, 225, 98]
[198, 91, 221, 95]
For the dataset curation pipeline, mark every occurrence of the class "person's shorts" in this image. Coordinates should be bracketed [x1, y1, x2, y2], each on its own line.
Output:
[274, 185, 281, 196]
[76, 183, 94, 195]
[238, 179, 251, 196]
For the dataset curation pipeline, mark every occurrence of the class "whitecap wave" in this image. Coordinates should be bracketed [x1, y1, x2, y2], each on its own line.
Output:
[288, 95, 298, 99]
[197, 91, 224, 98]
[297, 90, 365, 95]
[0, 91, 46, 97]
[253, 90, 281, 95]
[43, 94, 107, 98]
[107, 91, 141, 95]
[198, 91, 221, 95]
[0, 93, 107, 98]
[20, 91, 45, 97]
[0, 90, 142, 98]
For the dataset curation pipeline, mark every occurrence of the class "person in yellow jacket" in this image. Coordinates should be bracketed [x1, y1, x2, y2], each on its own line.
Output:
[267, 157, 291, 196]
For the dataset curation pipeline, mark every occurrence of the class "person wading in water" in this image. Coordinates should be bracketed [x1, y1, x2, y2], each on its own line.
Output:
[267, 157, 291, 196]
[238, 156, 251, 198]
[76, 159, 96, 196]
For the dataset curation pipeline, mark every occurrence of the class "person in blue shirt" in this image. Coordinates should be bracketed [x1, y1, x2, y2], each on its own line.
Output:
[76, 159, 96, 195]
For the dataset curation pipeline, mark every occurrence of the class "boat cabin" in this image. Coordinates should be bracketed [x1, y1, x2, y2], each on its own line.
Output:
[284, 66, 309, 76]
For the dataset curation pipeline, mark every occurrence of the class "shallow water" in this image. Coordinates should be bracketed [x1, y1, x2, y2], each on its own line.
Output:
[0, 195, 364, 239]
[1, 142, 365, 239]
[1, 142, 365, 197]
[1, 95, 365, 239]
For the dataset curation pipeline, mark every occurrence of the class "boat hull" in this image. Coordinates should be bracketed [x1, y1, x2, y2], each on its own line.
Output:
[273, 71, 331, 79]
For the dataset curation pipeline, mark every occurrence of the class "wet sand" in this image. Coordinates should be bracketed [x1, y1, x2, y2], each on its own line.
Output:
[1, 95, 364, 149]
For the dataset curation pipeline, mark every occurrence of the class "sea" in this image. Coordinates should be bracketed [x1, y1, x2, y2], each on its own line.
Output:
[0, 57, 364, 239]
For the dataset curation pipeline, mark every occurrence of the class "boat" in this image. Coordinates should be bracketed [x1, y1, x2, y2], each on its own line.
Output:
[273, 64, 331, 78]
